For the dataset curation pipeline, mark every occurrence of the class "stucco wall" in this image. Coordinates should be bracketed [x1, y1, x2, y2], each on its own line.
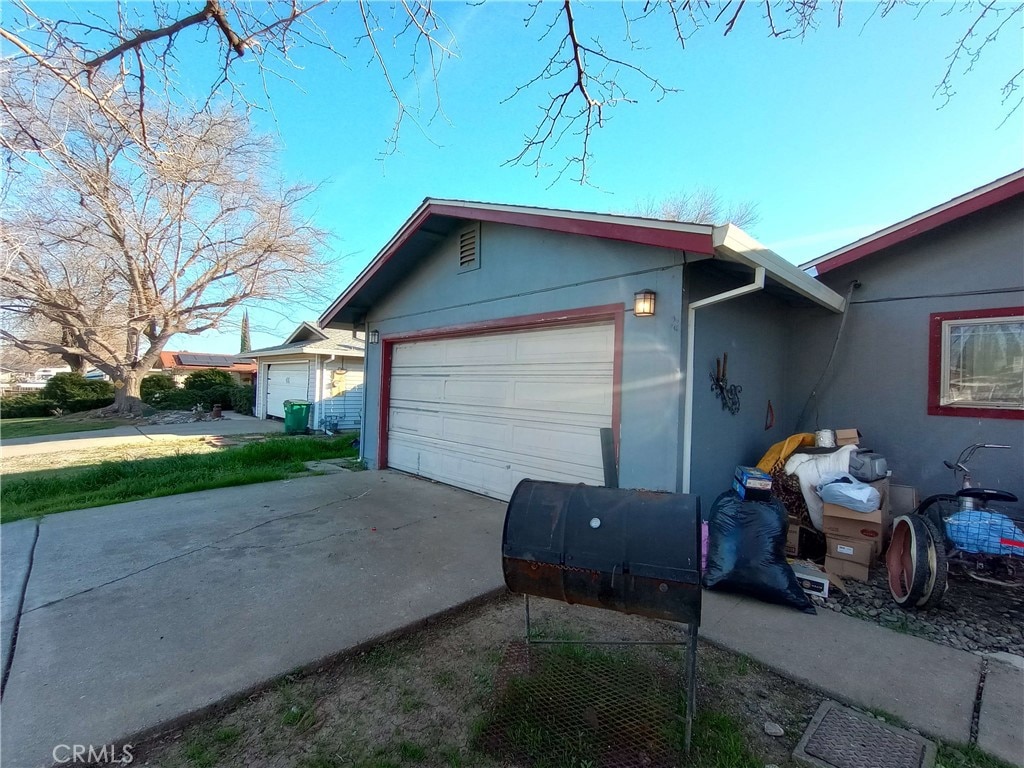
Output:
[785, 196, 1024, 499]
[687, 270, 794, 510]
[361, 222, 691, 492]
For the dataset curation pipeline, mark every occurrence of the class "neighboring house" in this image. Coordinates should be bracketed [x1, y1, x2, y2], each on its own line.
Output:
[794, 170, 1024, 499]
[318, 199, 844, 509]
[154, 351, 256, 386]
[246, 323, 365, 431]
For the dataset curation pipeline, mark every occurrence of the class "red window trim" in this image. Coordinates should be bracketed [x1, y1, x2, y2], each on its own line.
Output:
[927, 306, 1024, 420]
[377, 304, 625, 470]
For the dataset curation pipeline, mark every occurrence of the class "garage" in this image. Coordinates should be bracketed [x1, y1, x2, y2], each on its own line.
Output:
[265, 362, 310, 418]
[385, 322, 615, 500]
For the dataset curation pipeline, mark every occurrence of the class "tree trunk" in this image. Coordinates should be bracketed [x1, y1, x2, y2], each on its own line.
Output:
[111, 370, 144, 415]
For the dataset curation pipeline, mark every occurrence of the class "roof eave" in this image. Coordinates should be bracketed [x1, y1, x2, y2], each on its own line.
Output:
[318, 199, 717, 328]
[712, 224, 846, 313]
[802, 169, 1024, 276]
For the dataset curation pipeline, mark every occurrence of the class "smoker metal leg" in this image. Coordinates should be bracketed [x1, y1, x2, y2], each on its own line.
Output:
[524, 594, 532, 644]
[685, 622, 698, 754]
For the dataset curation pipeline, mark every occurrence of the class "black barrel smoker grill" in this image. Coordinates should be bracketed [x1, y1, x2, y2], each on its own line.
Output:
[502, 479, 703, 751]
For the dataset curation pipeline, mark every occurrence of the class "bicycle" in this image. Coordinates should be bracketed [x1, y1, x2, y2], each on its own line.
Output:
[886, 444, 1023, 610]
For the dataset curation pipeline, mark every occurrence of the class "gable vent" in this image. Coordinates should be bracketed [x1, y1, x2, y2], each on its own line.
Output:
[458, 225, 480, 272]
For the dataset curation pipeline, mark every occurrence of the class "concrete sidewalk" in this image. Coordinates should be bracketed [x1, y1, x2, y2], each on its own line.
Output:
[1, 471, 505, 768]
[0, 414, 284, 458]
[700, 590, 1023, 766]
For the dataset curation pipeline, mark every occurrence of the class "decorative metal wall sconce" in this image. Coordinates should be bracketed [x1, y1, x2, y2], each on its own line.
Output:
[709, 352, 742, 415]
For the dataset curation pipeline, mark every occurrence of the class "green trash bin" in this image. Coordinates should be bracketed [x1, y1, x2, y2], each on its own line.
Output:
[283, 400, 311, 434]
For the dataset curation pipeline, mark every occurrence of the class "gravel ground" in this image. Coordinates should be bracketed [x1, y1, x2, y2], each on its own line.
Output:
[809, 567, 1024, 656]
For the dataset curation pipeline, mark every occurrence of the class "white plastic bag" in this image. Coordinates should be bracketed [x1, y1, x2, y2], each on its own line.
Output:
[784, 445, 857, 531]
[816, 472, 880, 513]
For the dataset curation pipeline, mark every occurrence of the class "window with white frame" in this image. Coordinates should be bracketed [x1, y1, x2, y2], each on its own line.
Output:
[929, 307, 1024, 417]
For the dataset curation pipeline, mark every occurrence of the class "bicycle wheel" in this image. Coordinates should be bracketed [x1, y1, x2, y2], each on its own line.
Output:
[886, 515, 932, 609]
[915, 516, 948, 609]
[915, 495, 959, 542]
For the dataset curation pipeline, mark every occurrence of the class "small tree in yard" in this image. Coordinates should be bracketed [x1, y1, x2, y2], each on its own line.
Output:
[0, 73, 330, 415]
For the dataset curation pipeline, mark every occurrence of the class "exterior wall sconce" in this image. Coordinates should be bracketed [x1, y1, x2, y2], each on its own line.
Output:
[633, 289, 656, 317]
[369, 330, 380, 344]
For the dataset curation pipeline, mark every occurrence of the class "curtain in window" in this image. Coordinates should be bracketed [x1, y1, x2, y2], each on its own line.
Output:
[947, 320, 1024, 407]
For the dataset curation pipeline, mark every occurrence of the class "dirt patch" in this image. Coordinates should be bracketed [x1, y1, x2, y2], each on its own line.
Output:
[130, 596, 823, 768]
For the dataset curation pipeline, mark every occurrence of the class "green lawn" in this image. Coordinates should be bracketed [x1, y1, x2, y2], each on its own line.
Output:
[0, 416, 131, 439]
[0, 435, 359, 523]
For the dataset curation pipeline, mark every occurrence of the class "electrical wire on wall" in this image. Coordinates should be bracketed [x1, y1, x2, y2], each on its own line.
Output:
[794, 280, 860, 432]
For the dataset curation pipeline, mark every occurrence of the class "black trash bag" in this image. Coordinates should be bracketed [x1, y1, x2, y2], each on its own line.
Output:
[703, 490, 816, 615]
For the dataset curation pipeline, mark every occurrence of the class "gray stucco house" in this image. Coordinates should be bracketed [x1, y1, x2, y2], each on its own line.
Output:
[794, 170, 1023, 499]
[318, 200, 845, 508]
[320, 173, 1023, 509]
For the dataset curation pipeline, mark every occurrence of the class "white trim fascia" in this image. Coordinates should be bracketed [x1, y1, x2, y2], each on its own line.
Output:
[712, 224, 846, 313]
[427, 198, 715, 237]
[248, 346, 365, 359]
[800, 169, 1024, 272]
[285, 322, 329, 345]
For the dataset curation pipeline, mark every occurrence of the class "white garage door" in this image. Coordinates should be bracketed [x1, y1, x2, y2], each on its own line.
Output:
[387, 322, 615, 500]
[266, 362, 310, 419]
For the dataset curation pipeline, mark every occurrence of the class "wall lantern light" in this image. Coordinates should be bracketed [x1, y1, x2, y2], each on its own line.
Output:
[633, 289, 656, 317]
[369, 330, 380, 344]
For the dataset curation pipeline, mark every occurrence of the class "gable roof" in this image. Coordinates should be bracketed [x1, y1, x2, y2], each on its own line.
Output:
[319, 198, 844, 327]
[245, 325, 364, 359]
[802, 169, 1024, 277]
[157, 351, 256, 373]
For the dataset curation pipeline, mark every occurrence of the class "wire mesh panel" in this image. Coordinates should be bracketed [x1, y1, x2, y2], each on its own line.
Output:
[475, 640, 688, 768]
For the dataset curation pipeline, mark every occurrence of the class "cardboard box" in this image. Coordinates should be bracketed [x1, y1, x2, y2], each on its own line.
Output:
[791, 563, 830, 597]
[826, 535, 876, 565]
[889, 484, 920, 516]
[836, 428, 862, 446]
[822, 478, 892, 545]
[732, 478, 771, 502]
[825, 555, 870, 582]
[734, 466, 772, 490]
[786, 521, 822, 559]
[785, 524, 800, 557]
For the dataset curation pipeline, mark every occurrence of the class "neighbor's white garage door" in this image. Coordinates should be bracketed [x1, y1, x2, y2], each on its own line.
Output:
[266, 362, 310, 419]
[387, 322, 614, 500]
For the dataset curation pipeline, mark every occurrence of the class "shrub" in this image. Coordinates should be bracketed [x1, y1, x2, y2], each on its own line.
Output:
[141, 375, 177, 403]
[205, 384, 236, 410]
[152, 388, 206, 411]
[184, 368, 235, 391]
[64, 396, 116, 413]
[231, 385, 255, 416]
[1, 394, 62, 418]
[41, 372, 114, 406]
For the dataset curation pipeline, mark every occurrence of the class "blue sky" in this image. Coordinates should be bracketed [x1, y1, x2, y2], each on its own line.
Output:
[24, 2, 1024, 353]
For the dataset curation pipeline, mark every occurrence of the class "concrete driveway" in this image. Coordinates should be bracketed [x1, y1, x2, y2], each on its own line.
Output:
[0, 471, 505, 768]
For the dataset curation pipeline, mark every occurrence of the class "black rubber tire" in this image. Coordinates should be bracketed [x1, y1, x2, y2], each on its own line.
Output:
[915, 495, 958, 545]
[915, 516, 949, 609]
[887, 515, 932, 609]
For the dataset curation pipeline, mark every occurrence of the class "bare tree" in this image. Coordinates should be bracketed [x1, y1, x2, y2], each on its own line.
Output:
[1, 2, 1018, 184]
[634, 186, 761, 231]
[0, 76, 330, 414]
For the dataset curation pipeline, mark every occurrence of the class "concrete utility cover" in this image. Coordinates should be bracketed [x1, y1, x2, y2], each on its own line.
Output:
[794, 701, 937, 768]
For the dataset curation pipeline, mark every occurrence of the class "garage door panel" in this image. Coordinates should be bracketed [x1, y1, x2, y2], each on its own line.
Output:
[390, 376, 446, 403]
[387, 322, 614, 501]
[513, 325, 613, 363]
[512, 379, 612, 412]
[266, 362, 310, 419]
